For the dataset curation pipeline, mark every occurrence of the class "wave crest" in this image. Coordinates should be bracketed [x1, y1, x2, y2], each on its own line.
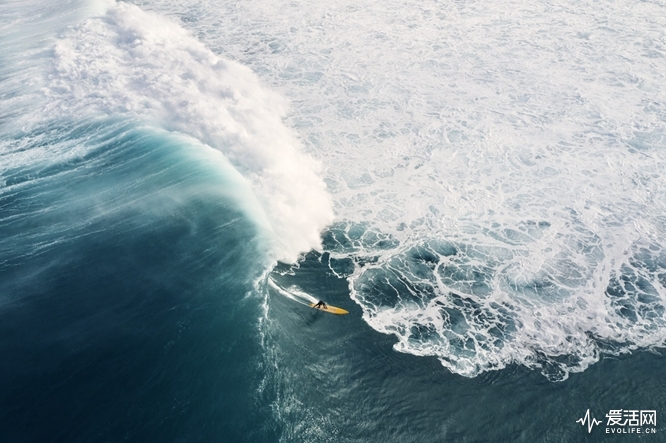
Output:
[45, 1, 333, 262]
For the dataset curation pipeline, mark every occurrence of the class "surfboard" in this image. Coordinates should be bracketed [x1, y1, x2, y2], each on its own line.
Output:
[309, 303, 349, 315]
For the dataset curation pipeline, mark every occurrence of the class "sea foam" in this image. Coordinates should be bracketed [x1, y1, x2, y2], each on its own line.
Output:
[181, 0, 666, 379]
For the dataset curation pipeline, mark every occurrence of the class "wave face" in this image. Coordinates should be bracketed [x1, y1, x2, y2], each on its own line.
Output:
[1, 1, 313, 440]
[0, 122, 279, 443]
[137, 0, 666, 381]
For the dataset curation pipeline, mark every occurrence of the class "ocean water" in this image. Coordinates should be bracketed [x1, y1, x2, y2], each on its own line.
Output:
[1, 0, 666, 441]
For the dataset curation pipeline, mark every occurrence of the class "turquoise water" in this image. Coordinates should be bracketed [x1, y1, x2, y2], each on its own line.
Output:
[0, 123, 274, 441]
[2, 0, 666, 441]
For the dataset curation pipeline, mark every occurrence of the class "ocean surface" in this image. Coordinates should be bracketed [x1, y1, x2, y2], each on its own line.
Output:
[1, 0, 666, 441]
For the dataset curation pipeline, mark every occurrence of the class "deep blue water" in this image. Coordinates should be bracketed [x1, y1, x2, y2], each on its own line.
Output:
[0, 123, 276, 442]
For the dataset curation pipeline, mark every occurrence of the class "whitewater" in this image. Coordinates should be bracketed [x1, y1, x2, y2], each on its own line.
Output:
[126, 0, 666, 380]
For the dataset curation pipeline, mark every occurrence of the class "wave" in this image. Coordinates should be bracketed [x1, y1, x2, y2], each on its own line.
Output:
[5, 0, 666, 383]
[2, 0, 333, 264]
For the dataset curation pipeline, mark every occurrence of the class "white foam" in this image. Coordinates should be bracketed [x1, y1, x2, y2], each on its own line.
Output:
[158, 0, 666, 379]
[37, 1, 333, 263]
[267, 278, 318, 306]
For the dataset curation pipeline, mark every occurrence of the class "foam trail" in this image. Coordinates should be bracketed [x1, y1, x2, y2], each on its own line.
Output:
[268, 278, 317, 306]
[24, 0, 333, 263]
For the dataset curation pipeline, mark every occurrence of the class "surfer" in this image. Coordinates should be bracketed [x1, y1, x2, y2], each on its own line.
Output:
[313, 300, 328, 309]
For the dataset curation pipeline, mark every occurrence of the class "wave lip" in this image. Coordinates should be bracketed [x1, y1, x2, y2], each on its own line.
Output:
[41, 1, 333, 262]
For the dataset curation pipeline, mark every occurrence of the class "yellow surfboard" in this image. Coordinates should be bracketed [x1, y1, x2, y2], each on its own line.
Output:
[309, 303, 349, 315]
